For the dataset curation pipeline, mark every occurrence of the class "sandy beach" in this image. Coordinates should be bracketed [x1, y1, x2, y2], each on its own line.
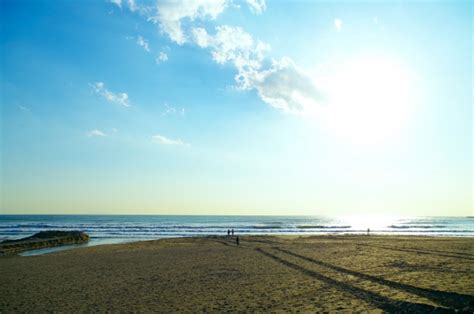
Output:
[1, 235, 473, 312]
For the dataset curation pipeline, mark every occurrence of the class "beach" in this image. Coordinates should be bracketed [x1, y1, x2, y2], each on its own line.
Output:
[1, 235, 473, 312]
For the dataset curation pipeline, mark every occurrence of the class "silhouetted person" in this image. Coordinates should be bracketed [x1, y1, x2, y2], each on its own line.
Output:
[231, 228, 234, 236]
[236, 236, 240, 245]
[227, 229, 230, 236]
[367, 228, 370, 236]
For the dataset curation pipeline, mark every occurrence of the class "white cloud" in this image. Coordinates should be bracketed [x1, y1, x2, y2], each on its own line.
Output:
[334, 18, 343, 31]
[192, 27, 212, 48]
[137, 35, 150, 52]
[91, 82, 130, 107]
[207, 26, 261, 65]
[127, 0, 138, 12]
[152, 0, 227, 45]
[246, 0, 266, 15]
[109, 0, 122, 8]
[191, 25, 270, 88]
[86, 129, 107, 137]
[190, 25, 325, 114]
[116, 0, 325, 115]
[156, 51, 168, 63]
[152, 134, 188, 146]
[251, 58, 326, 114]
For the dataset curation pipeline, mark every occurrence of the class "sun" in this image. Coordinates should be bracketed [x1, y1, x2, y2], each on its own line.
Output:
[319, 56, 417, 146]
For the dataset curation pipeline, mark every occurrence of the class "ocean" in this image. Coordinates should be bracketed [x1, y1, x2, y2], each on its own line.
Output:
[1, 215, 473, 243]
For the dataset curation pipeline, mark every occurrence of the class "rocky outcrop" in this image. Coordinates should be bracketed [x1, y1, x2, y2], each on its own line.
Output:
[0, 231, 89, 255]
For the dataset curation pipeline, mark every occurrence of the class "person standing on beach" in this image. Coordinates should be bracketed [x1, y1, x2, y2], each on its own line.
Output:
[236, 236, 240, 245]
[227, 229, 230, 236]
[367, 228, 370, 236]
[231, 229, 234, 236]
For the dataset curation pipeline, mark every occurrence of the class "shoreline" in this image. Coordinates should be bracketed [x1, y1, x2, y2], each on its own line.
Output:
[11, 233, 474, 257]
[1, 235, 473, 311]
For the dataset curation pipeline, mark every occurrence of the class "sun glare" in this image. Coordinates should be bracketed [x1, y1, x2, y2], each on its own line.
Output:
[321, 56, 416, 146]
[340, 213, 403, 230]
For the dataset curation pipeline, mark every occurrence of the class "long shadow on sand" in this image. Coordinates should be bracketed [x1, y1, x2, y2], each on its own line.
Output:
[357, 244, 474, 261]
[275, 247, 474, 312]
[256, 248, 450, 313]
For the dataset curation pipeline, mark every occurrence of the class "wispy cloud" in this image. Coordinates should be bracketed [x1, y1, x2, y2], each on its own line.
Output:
[109, 0, 139, 12]
[334, 18, 343, 31]
[86, 129, 107, 137]
[161, 103, 184, 116]
[18, 105, 31, 112]
[246, 0, 266, 15]
[161, 103, 176, 116]
[152, 134, 188, 146]
[91, 82, 130, 107]
[136, 35, 150, 52]
[109, 0, 122, 8]
[156, 51, 168, 64]
[127, 0, 138, 12]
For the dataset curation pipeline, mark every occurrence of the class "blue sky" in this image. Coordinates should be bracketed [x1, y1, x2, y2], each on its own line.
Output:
[1, 0, 472, 215]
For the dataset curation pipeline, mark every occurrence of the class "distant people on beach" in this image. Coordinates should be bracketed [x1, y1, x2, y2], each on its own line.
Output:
[367, 228, 370, 236]
[227, 229, 230, 236]
[236, 236, 240, 245]
[231, 229, 234, 236]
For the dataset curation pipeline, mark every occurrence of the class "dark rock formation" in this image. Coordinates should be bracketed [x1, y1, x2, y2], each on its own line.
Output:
[0, 231, 89, 255]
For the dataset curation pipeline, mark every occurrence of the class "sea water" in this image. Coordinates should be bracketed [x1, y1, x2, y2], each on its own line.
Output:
[0, 215, 472, 255]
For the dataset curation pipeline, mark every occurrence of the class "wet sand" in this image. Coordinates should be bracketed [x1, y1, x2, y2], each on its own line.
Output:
[1, 235, 473, 312]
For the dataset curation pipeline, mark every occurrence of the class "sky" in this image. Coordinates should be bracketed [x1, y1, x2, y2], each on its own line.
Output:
[0, 0, 472, 216]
